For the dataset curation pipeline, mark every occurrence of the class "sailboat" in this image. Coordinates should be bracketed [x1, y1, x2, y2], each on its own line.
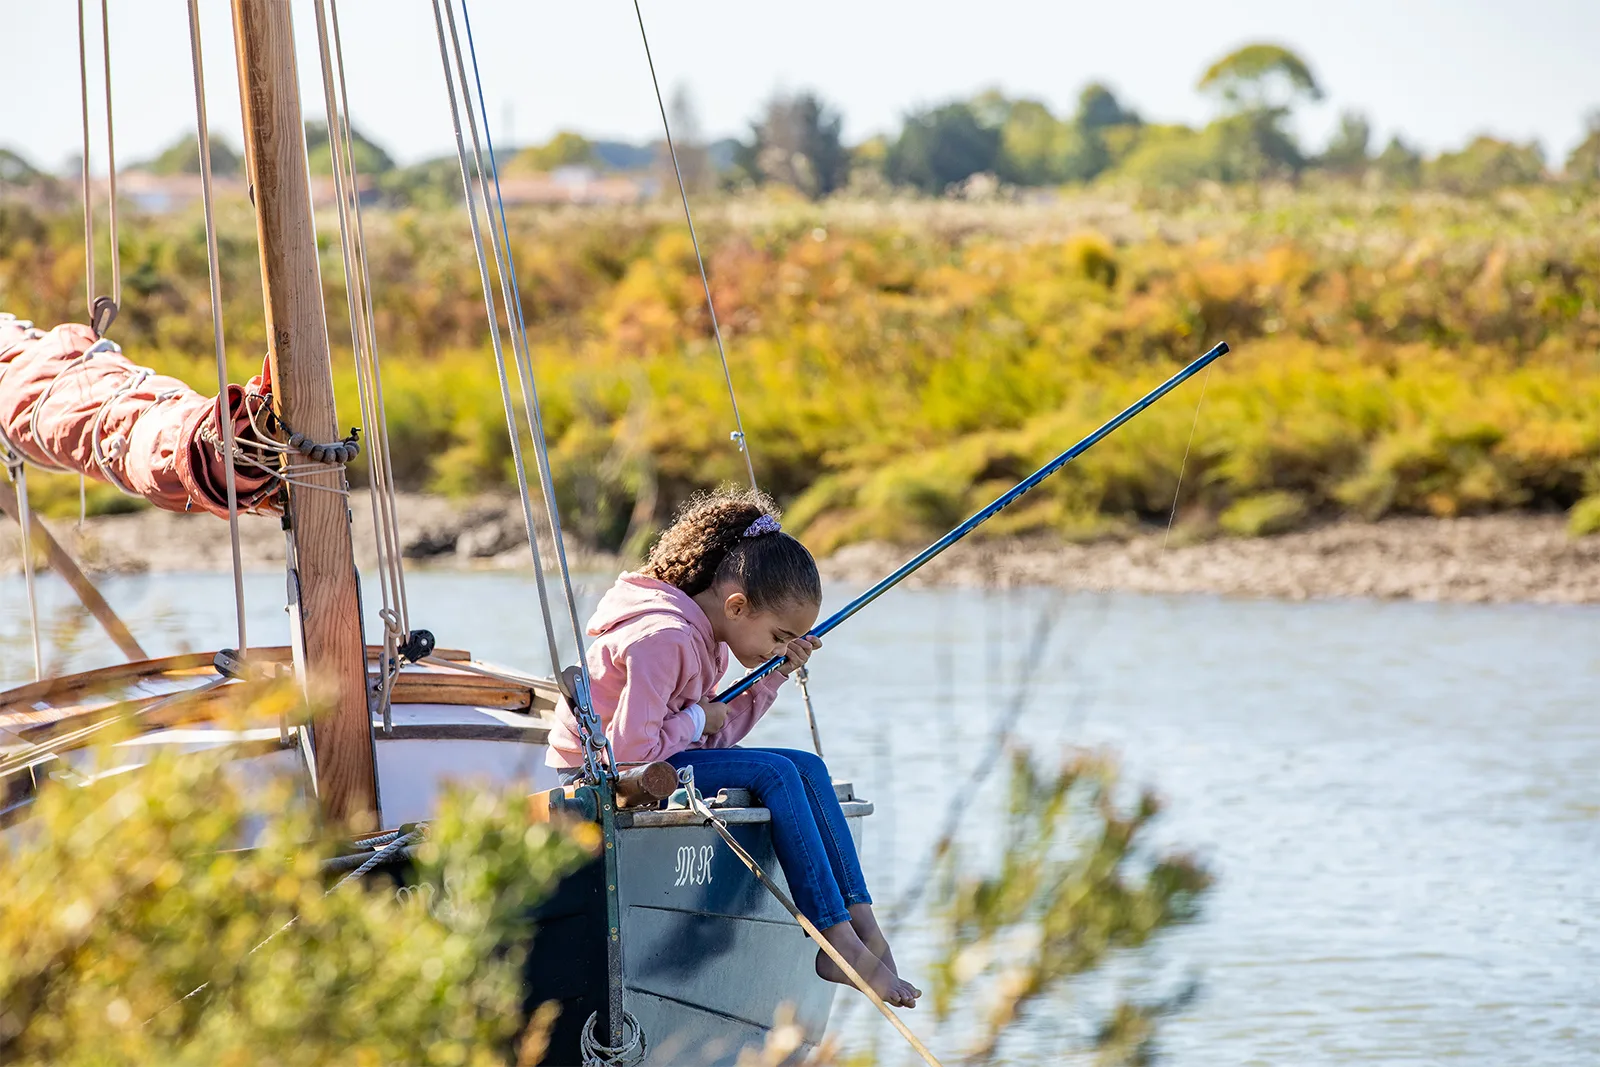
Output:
[0, 2, 881, 1064]
[2, 3, 1226, 1064]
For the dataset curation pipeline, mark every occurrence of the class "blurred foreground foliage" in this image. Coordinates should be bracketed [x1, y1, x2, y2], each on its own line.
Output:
[0, 727, 591, 1067]
[7, 190, 1600, 544]
[929, 750, 1210, 1065]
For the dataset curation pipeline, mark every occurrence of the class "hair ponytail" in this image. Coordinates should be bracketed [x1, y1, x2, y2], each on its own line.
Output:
[642, 487, 821, 610]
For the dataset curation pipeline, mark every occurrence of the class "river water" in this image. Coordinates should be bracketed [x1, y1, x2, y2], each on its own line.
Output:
[4, 570, 1598, 1065]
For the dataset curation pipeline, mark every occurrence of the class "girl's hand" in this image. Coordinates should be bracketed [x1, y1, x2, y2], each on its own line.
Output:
[777, 635, 822, 676]
[700, 701, 731, 737]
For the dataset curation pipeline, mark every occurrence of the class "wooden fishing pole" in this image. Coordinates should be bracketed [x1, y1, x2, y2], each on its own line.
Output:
[714, 340, 1229, 704]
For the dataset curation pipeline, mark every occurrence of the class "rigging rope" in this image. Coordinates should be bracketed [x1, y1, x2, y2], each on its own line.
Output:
[185, 0, 249, 667]
[75, 0, 119, 337]
[446, 0, 616, 784]
[630, 1, 827, 756]
[631, 1, 756, 493]
[678, 767, 943, 1066]
[7, 460, 43, 681]
[428, 0, 563, 689]
[98, 0, 119, 312]
[313, 0, 415, 731]
[331, 0, 410, 638]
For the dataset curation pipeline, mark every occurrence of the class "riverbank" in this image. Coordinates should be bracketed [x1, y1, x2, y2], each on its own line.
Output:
[3, 493, 1598, 605]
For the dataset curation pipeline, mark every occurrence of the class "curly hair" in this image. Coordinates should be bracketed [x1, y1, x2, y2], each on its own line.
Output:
[640, 487, 822, 611]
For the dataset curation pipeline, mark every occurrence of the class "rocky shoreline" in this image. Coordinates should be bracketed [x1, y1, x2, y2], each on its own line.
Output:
[3, 492, 1599, 605]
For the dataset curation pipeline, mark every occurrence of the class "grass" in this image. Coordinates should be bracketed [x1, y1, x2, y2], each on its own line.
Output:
[6, 186, 1600, 544]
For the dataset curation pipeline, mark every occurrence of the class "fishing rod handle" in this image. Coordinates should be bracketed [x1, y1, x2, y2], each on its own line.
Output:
[713, 340, 1229, 704]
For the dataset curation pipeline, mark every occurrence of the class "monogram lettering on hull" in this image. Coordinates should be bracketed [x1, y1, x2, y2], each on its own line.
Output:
[673, 844, 716, 887]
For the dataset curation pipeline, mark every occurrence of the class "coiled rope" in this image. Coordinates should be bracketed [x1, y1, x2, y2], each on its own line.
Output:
[579, 1010, 645, 1067]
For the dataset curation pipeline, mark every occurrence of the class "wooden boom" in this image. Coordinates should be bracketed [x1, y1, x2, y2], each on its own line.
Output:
[231, 0, 377, 827]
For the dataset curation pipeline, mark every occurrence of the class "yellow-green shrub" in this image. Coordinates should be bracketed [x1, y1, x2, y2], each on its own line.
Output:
[0, 711, 590, 1067]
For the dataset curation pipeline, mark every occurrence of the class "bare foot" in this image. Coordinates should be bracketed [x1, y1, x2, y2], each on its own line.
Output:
[815, 922, 921, 1008]
[848, 903, 922, 999]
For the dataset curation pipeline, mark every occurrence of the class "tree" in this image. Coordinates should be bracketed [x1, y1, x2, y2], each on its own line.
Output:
[734, 91, 850, 200]
[1075, 82, 1140, 130]
[1193, 43, 1321, 177]
[1427, 135, 1546, 195]
[138, 132, 244, 177]
[1320, 111, 1373, 174]
[0, 148, 43, 186]
[1198, 43, 1323, 114]
[511, 131, 595, 173]
[1372, 135, 1423, 187]
[996, 98, 1109, 185]
[664, 86, 713, 196]
[303, 120, 395, 176]
[1564, 110, 1600, 184]
[887, 101, 1002, 194]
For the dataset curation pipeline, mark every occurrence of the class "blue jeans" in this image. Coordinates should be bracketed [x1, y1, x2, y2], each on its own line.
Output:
[667, 747, 870, 930]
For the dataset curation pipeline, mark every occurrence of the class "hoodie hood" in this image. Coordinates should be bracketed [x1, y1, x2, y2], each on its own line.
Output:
[586, 572, 714, 643]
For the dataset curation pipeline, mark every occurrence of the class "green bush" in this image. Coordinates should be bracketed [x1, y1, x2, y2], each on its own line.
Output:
[0, 704, 590, 1067]
[9, 192, 1600, 548]
[1569, 495, 1600, 537]
[1219, 491, 1310, 536]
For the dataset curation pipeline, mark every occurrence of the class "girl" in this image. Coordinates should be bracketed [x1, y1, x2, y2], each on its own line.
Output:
[547, 488, 920, 1008]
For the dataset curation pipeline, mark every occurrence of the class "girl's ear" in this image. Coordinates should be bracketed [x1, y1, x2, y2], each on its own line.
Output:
[723, 591, 750, 619]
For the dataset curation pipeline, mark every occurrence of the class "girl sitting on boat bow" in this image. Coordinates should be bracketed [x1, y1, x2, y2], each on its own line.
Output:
[547, 488, 921, 1008]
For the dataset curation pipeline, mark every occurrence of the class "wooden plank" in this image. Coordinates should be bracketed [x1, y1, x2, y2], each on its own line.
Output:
[0, 653, 218, 713]
[388, 678, 530, 711]
[0, 479, 147, 662]
[369, 721, 550, 744]
[231, 0, 375, 829]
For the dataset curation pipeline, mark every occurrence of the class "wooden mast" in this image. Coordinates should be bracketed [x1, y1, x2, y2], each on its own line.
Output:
[230, 0, 377, 827]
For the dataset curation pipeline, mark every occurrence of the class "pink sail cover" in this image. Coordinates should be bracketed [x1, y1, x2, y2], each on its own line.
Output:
[0, 314, 282, 517]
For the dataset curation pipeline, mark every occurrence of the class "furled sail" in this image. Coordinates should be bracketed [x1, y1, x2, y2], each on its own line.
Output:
[0, 313, 282, 517]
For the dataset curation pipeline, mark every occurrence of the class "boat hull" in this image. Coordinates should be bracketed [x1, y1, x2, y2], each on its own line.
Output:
[526, 808, 864, 1067]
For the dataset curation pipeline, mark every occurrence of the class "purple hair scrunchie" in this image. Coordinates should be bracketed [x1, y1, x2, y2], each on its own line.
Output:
[741, 514, 781, 538]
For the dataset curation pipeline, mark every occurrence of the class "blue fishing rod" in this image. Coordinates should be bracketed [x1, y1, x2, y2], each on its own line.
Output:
[713, 340, 1229, 704]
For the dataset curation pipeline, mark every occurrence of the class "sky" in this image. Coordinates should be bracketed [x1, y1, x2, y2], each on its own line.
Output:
[4, 0, 1600, 173]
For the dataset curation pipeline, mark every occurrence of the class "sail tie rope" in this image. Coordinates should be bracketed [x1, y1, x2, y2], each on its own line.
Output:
[630, 1, 828, 757]
[22, 338, 119, 472]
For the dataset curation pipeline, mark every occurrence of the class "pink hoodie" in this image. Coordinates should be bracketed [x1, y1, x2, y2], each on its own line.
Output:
[545, 572, 788, 769]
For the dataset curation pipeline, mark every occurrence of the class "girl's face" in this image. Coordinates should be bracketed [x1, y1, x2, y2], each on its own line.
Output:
[714, 588, 821, 668]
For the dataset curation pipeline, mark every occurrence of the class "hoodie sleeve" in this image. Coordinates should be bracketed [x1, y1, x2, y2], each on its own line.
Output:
[607, 629, 706, 763]
[700, 669, 788, 750]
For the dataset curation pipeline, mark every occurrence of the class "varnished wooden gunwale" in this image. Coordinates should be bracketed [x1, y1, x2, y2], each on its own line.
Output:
[0, 648, 559, 767]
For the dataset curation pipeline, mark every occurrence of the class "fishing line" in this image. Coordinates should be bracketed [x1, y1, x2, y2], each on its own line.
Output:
[1163, 365, 1212, 550]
